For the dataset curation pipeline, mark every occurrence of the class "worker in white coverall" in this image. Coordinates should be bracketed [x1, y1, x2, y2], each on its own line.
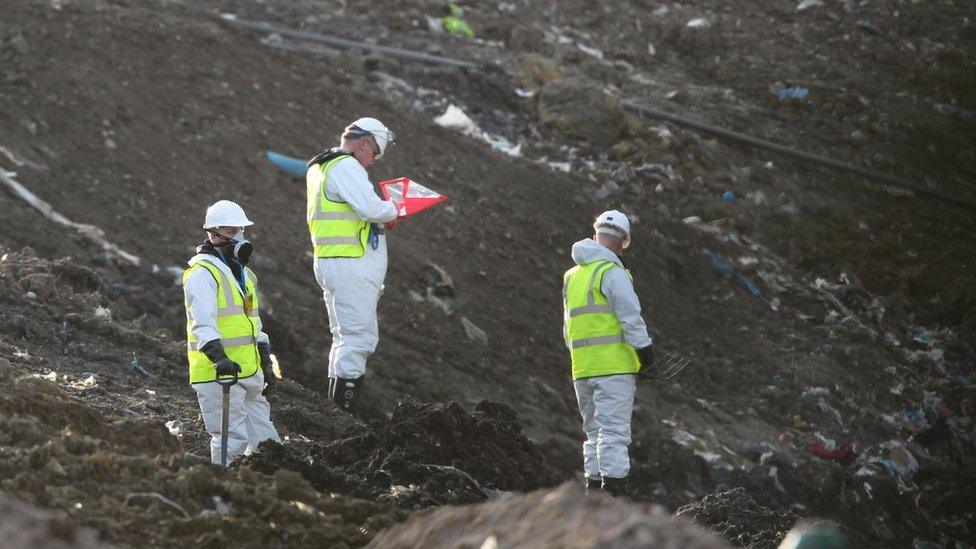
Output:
[563, 210, 656, 496]
[306, 117, 399, 415]
[183, 200, 281, 464]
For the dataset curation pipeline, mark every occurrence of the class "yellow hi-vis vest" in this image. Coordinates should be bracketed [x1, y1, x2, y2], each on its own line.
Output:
[183, 260, 261, 384]
[306, 153, 370, 258]
[563, 260, 640, 380]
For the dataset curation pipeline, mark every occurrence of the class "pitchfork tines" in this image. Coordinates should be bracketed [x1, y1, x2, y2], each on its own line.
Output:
[644, 352, 691, 381]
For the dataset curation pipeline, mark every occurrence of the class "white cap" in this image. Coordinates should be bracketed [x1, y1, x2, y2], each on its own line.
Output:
[594, 209, 631, 249]
[345, 117, 396, 158]
[203, 200, 253, 229]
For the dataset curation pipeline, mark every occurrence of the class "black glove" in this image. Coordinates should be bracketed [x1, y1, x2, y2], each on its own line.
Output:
[214, 357, 241, 377]
[637, 345, 656, 379]
[258, 343, 276, 394]
[201, 340, 241, 377]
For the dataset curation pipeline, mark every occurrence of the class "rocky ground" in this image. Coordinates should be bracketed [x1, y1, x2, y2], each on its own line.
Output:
[2, 0, 975, 547]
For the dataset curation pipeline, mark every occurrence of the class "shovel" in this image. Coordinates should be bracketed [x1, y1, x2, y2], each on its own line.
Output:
[217, 373, 238, 467]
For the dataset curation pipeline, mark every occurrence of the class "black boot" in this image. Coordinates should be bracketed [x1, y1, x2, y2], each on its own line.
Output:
[601, 476, 629, 498]
[585, 477, 602, 495]
[329, 376, 364, 415]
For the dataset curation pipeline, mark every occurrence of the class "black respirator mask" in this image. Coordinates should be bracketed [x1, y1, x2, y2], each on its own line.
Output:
[211, 230, 253, 265]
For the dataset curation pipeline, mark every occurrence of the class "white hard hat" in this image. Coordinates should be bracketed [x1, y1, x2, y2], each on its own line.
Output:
[203, 200, 254, 229]
[594, 209, 631, 249]
[345, 117, 396, 158]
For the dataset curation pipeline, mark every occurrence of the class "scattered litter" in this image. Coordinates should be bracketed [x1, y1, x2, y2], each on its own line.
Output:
[646, 43, 657, 56]
[577, 43, 603, 59]
[856, 19, 882, 35]
[796, 0, 824, 11]
[130, 355, 155, 379]
[868, 440, 918, 479]
[94, 306, 112, 320]
[776, 87, 810, 101]
[802, 387, 830, 398]
[514, 88, 535, 98]
[807, 441, 855, 464]
[441, 3, 475, 38]
[434, 105, 521, 157]
[682, 216, 702, 225]
[721, 190, 736, 202]
[461, 316, 488, 346]
[686, 18, 711, 29]
[165, 420, 182, 437]
[24, 291, 37, 300]
[702, 249, 763, 298]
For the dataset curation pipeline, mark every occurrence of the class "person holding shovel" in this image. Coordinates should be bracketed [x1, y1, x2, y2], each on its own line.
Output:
[183, 200, 280, 465]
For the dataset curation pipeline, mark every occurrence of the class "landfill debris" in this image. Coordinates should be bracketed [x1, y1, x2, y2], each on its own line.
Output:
[265, 150, 307, 177]
[164, 419, 182, 437]
[702, 249, 763, 298]
[721, 190, 735, 202]
[806, 441, 855, 464]
[461, 316, 488, 346]
[856, 20, 882, 35]
[130, 355, 155, 379]
[0, 170, 141, 266]
[867, 440, 918, 479]
[441, 3, 475, 38]
[776, 87, 810, 101]
[577, 43, 604, 59]
[795, 0, 825, 11]
[686, 18, 711, 29]
[802, 387, 830, 398]
[434, 105, 521, 157]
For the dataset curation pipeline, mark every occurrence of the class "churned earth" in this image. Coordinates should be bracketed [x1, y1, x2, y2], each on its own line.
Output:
[1, 0, 975, 546]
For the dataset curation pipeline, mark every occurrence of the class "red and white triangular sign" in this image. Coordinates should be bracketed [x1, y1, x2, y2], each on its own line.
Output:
[379, 178, 448, 226]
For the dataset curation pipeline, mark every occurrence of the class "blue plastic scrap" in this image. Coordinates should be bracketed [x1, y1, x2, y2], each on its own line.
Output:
[701, 249, 763, 298]
[130, 355, 155, 379]
[776, 87, 810, 101]
[265, 151, 308, 177]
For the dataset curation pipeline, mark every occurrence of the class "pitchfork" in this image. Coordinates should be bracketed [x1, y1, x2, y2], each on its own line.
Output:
[639, 352, 692, 382]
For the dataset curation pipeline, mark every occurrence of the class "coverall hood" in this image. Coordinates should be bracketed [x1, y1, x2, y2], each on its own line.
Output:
[571, 238, 623, 268]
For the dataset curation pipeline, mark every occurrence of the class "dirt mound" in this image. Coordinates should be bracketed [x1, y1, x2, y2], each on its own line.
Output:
[242, 398, 559, 508]
[367, 482, 731, 549]
[0, 491, 108, 548]
[676, 487, 798, 549]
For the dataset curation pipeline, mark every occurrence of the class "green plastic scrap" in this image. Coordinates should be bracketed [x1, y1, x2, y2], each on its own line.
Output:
[442, 3, 475, 38]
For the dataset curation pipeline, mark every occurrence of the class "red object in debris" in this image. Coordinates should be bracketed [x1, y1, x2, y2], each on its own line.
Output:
[806, 442, 856, 465]
[778, 431, 788, 442]
[379, 177, 448, 228]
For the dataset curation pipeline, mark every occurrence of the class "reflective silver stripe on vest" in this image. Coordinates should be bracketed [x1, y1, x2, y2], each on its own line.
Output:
[310, 211, 361, 221]
[188, 335, 255, 351]
[214, 269, 245, 316]
[570, 334, 626, 349]
[568, 304, 614, 317]
[567, 261, 615, 317]
[313, 236, 362, 246]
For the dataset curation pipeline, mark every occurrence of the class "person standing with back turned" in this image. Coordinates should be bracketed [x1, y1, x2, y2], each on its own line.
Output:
[306, 117, 399, 415]
[563, 210, 657, 496]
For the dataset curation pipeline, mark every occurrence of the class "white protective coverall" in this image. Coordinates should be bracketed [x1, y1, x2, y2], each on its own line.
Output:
[567, 238, 653, 479]
[184, 254, 281, 464]
[312, 155, 398, 379]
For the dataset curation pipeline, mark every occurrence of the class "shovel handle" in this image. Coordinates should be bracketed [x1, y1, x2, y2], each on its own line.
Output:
[217, 372, 238, 389]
